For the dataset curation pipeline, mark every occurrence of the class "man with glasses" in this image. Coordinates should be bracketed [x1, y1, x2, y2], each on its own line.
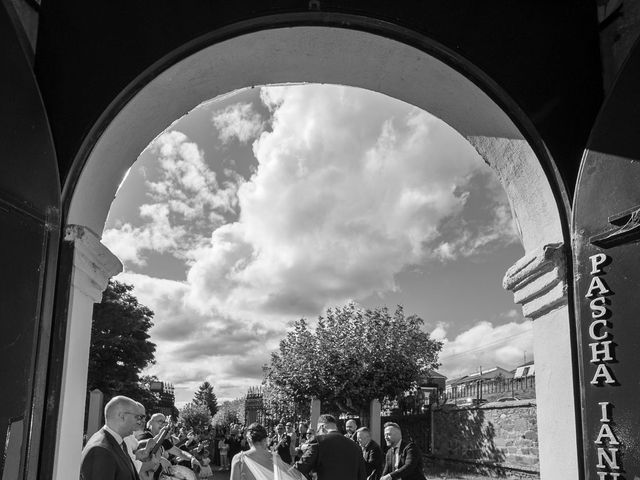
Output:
[138, 412, 202, 474]
[123, 401, 148, 471]
[80, 395, 159, 480]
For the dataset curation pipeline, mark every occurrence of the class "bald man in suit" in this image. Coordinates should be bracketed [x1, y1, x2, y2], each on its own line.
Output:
[80, 396, 158, 480]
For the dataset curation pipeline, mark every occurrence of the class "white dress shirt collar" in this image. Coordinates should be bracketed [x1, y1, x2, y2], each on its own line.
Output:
[104, 425, 124, 445]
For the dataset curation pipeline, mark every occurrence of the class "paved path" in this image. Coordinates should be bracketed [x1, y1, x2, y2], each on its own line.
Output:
[212, 467, 230, 480]
[206, 466, 522, 480]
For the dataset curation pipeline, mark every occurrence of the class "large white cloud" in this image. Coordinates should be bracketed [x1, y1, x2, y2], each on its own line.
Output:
[186, 85, 499, 320]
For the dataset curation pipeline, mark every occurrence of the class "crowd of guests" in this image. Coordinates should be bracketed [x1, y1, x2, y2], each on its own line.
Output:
[227, 415, 427, 480]
[80, 395, 427, 480]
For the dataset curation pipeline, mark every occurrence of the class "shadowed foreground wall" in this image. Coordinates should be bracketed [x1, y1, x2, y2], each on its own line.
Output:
[430, 400, 539, 476]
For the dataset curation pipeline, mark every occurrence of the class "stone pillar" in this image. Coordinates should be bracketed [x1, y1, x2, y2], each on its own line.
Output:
[86, 389, 104, 439]
[309, 397, 321, 431]
[467, 136, 579, 479]
[503, 243, 578, 479]
[369, 399, 381, 446]
[52, 225, 122, 480]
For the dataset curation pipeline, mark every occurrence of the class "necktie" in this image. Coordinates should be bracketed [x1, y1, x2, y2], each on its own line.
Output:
[394, 446, 400, 470]
[121, 442, 136, 473]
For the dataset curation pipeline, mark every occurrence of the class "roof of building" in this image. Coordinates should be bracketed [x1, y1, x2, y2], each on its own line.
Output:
[510, 360, 535, 373]
[417, 370, 447, 387]
[445, 366, 513, 386]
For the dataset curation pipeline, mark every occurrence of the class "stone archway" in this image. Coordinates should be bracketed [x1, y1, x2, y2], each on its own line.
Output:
[58, 22, 577, 480]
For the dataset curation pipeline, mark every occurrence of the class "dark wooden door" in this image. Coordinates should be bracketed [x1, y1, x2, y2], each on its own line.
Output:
[572, 37, 640, 479]
[0, 4, 61, 479]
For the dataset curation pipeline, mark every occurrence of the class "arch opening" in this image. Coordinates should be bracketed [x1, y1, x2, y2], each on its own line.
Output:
[57, 24, 577, 480]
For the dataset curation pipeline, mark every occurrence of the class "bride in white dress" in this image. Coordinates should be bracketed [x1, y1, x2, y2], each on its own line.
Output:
[230, 423, 306, 480]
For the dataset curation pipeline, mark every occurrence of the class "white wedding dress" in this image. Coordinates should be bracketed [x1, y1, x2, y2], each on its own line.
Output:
[235, 451, 306, 480]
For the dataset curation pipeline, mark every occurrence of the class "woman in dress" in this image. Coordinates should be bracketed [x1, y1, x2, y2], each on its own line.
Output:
[230, 423, 305, 480]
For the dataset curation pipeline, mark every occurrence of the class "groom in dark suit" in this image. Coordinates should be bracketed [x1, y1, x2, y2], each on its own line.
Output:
[80, 395, 157, 480]
[380, 422, 426, 480]
[294, 414, 366, 480]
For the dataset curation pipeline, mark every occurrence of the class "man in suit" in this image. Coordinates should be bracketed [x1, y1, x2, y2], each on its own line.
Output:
[294, 414, 366, 480]
[269, 423, 292, 464]
[80, 395, 158, 480]
[344, 419, 358, 441]
[380, 422, 426, 480]
[356, 427, 383, 480]
[285, 422, 298, 463]
[293, 421, 309, 461]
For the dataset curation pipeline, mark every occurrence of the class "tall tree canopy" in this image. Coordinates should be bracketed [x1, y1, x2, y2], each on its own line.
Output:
[261, 381, 309, 426]
[179, 402, 212, 434]
[265, 302, 442, 416]
[88, 280, 156, 404]
[193, 381, 219, 417]
[212, 398, 245, 428]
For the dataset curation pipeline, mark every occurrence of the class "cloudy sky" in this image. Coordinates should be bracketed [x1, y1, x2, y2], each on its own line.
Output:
[103, 84, 533, 405]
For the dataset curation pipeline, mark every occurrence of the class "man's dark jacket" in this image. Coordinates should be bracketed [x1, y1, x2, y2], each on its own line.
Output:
[362, 439, 384, 480]
[295, 431, 366, 480]
[80, 427, 139, 480]
[381, 439, 426, 480]
[269, 434, 292, 464]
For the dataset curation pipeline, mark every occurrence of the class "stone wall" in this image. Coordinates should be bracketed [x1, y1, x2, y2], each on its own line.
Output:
[430, 400, 538, 475]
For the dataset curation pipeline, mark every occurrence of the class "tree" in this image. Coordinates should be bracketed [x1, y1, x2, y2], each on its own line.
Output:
[261, 380, 309, 427]
[193, 381, 219, 417]
[212, 398, 245, 429]
[87, 280, 156, 403]
[140, 375, 179, 418]
[137, 375, 162, 412]
[179, 402, 212, 434]
[265, 302, 443, 418]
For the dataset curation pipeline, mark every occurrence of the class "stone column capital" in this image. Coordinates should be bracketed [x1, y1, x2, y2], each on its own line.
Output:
[64, 225, 122, 302]
[503, 242, 567, 320]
